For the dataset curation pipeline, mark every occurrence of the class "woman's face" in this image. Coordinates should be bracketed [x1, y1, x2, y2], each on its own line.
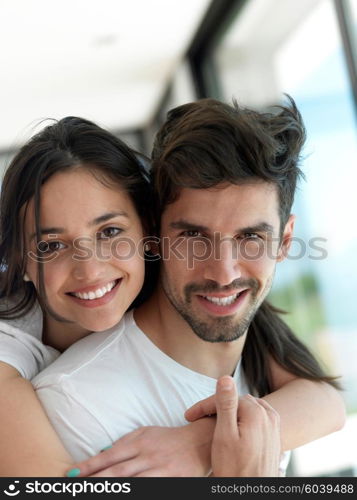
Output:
[24, 167, 145, 339]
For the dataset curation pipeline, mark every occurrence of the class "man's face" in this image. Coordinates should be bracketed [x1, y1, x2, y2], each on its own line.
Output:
[159, 181, 294, 342]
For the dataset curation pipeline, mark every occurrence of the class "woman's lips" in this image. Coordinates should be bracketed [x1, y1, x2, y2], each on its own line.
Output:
[66, 279, 122, 308]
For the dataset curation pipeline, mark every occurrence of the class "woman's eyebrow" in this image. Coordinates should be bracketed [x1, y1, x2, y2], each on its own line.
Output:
[29, 212, 130, 241]
[89, 211, 130, 226]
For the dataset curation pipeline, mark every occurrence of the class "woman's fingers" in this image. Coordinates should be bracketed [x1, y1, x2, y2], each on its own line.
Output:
[255, 397, 281, 423]
[66, 435, 139, 477]
[89, 456, 149, 477]
[184, 394, 216, 421]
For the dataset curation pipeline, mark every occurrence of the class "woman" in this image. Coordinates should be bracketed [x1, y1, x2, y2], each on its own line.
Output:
[0, 116, 159, 475]
[0, 117, 345, 477]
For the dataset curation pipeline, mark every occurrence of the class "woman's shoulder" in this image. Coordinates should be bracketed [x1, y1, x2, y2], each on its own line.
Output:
[0, 297, 59, 379]
[0, 297, 43, 341]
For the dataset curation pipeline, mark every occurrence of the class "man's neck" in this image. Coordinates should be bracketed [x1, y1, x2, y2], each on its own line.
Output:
[134, 286, 246, 379]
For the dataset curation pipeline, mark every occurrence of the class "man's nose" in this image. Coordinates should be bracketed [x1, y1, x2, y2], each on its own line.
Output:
[203, 238, 241, 287]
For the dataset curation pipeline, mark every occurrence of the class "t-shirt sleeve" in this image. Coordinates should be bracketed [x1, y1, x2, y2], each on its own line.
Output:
[279, 450, 291, 476]
[0, 324, 59, 379]
[33, 377, 113, 462]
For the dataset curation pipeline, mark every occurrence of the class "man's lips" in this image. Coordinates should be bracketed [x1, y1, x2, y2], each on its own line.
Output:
[195, 289, 249, 316]
[197, 289, 247, 299]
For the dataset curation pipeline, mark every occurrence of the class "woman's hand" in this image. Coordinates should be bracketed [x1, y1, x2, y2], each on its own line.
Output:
[66, 419, 215, 477]
[212, 376, 281, 477]
[185, 393, 216, 422]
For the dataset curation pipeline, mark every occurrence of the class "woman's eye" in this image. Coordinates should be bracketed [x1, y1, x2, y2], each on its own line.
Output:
[37, 241, 65, 254]
[98, 227, 122, 239]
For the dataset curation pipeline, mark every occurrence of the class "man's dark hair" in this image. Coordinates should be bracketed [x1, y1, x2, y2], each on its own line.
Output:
[152, 96, 305, 233]
[151, 97, 341, 394]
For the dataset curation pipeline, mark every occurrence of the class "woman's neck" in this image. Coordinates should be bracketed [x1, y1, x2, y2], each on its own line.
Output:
[42, 314, 90, 352]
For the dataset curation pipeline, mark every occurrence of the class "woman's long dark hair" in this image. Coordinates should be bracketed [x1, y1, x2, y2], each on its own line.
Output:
[0, 116, 155, 320]
[243, 301, 342, 394]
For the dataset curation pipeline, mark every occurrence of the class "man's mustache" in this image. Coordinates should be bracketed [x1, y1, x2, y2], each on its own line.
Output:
[184, 278, 259, 296]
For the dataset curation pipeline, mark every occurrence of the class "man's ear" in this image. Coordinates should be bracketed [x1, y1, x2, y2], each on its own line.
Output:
[277, 214, 295, 262]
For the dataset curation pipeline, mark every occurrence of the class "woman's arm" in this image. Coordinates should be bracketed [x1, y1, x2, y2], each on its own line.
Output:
[66, 419, 214, 477]
[0, 361, 73, 477]
[262, 356, 346, 451]
[71, 378, 282, 478]
[70, 366, 345, 477]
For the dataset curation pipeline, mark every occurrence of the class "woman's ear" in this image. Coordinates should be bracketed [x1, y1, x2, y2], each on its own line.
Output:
[144, 237, 161, 257]
[277, 215, 295, 262]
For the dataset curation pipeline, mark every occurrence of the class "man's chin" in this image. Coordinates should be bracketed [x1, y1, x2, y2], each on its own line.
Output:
[184, 315, 247, 343]
[185, 300, 261, 342]
[192, 327, 247, 343]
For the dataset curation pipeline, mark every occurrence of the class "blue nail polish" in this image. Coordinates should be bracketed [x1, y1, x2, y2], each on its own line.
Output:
[66, 468, 81, 477]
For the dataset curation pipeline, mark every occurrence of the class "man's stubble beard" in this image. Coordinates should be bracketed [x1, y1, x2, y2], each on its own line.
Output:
[161, 273, 274, 343]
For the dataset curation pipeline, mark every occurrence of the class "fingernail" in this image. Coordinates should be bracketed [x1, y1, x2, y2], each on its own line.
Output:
[218, 376, 234, 391]
[100, 445, 112, 452]
[66, 468, 81, 477]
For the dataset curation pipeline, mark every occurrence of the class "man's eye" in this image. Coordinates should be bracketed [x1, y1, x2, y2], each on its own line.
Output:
[37, 241, 65, 254]
[182, 230, 202, 238]
[242, 233, 260, 240]
[98, 227, 122, 239]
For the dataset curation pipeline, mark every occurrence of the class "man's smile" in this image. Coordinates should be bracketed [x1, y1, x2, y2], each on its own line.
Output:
[195, 289, 250, 316]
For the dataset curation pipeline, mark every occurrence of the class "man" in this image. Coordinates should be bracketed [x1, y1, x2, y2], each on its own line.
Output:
[32, 97, 344, 477]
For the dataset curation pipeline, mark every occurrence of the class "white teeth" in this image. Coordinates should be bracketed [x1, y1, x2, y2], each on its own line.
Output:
[204, 293, 239, 306]
[73, 280, 116, 300]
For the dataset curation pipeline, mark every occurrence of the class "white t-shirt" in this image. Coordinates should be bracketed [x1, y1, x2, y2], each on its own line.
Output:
[32, 310, 250, 461]
[32, 310, 290, 475]
[0, 301, 290, 475]
[0, 300, 59, 379]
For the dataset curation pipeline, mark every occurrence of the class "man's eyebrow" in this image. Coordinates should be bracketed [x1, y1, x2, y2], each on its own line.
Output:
[238, 222, 275, 234]
[30, 211, 129, 241]
[169, 220, 274, 234]
[169, 220, 210, 232]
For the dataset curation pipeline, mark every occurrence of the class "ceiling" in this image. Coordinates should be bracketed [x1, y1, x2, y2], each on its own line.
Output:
[0, 0, 210, 150]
